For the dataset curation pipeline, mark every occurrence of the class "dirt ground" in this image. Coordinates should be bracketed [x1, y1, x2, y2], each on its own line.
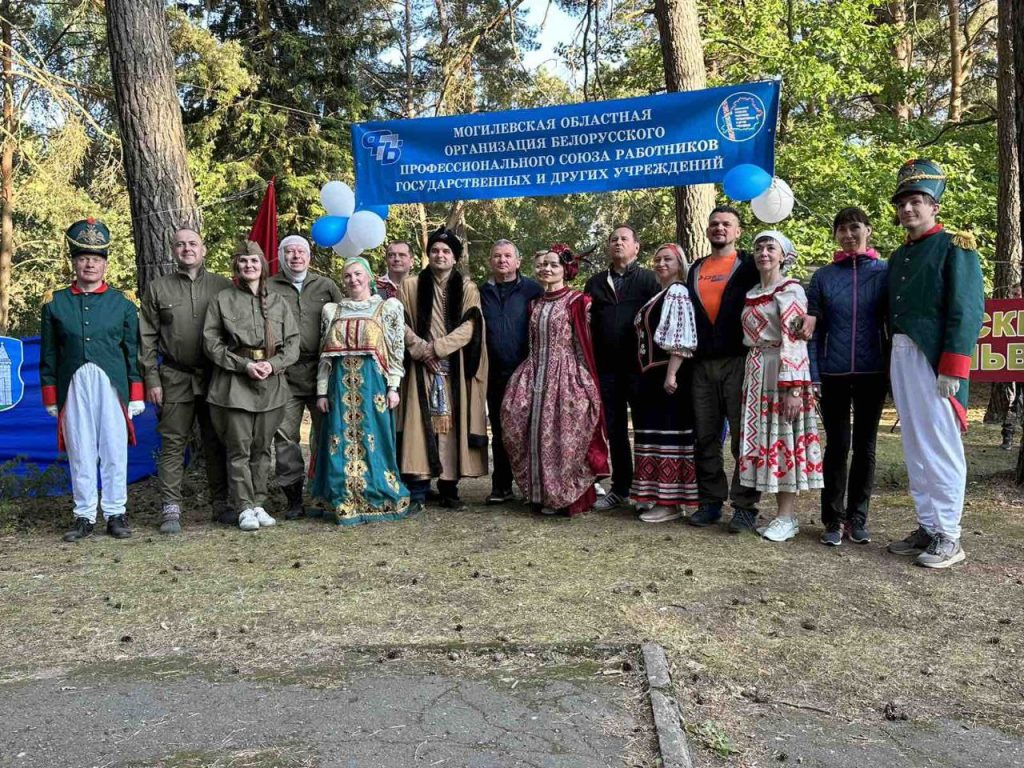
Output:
[2, 397, 1023, 766]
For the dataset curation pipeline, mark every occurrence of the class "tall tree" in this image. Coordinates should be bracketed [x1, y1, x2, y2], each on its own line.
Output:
[948, 0, 964, 121]
[652, 0, 715, 259]
[106, 0, 199, 293]
[1, 0, 14, 333]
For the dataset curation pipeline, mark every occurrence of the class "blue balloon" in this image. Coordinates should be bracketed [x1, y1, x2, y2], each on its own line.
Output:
[311, 215, 349, 247]
[356, 203, 390, 220]
[722, 164, 773, 201]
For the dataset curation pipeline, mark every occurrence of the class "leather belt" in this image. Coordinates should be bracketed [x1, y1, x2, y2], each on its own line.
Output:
[233, 346, 276, 361]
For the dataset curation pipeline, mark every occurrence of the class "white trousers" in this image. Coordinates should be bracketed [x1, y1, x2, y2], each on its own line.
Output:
[890, 335, 965, 540]
[62, 363, 128, 522]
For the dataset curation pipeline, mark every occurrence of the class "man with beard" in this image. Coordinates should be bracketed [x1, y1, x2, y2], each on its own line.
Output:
[685, 206, 763, 533]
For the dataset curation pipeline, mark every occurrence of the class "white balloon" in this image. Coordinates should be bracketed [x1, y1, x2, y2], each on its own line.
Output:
[320, 181, 355, 217]
[750, 178, 795, 224]
[345, 210, 387, 251]
[333, 235, 362, 259]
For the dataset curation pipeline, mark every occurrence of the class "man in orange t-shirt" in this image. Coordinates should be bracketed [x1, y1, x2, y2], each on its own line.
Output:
[684, 206, 762, 532]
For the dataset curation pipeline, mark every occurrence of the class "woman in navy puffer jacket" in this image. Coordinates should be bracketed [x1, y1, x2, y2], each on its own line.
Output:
[805, 207, 888, 547]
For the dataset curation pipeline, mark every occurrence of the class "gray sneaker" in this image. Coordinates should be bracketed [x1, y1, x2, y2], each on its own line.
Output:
[916, 533, 966, 569]
[820, 528, 842, 546]
[888, 526, 933, 556]
[593, 491, 626, 511]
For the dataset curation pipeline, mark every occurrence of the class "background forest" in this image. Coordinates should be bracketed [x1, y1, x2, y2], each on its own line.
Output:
[0, 0, 1013, 336]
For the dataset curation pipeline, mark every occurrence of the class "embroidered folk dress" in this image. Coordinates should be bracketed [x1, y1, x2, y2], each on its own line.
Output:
[630, 282, 699, 509]
[737, 279, 824, 493]
[501, 287, 610, 515]
[309, 295, 410, 525]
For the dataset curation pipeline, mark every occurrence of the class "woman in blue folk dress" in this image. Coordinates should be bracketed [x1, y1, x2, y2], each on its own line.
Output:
[309, 257, 410, 525]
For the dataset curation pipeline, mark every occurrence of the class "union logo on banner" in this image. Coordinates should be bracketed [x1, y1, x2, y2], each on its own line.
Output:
[716, 92, 767, 143]
[361, 129, 403, 165]
[0, 336, 25, 412]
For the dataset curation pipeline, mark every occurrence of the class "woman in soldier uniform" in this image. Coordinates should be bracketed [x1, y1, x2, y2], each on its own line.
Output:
[202, 242, 299, 531]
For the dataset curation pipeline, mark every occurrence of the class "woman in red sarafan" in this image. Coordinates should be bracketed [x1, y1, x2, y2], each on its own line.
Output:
[501, 244, 610, 516]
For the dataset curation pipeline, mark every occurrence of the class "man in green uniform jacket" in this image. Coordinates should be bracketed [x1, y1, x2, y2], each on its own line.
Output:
[885, 158, 984, 569]
[41, 218, 145, 542]
[139, 227, 232, 532]
[267, 234, 343, 519]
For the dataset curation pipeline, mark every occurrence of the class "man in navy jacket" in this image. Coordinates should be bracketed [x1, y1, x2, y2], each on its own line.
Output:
[585, 225, 660, 509]
[480, 240, 542, 503]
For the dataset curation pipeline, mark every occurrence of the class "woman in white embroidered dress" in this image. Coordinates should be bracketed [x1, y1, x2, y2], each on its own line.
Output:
[629, 243, 699, 523]
[737, 231, 824, 542]
[308, 257, 410, 525]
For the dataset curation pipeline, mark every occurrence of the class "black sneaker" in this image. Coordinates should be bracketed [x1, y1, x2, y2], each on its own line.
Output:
[106, 515, 133, 539]
[217, 508, 238, 525]
[486, 489, 514, 505]
[887, 526, 932, 556]
[63, 517, 94, 542]
[845, 521, 871, 544]
[728, 507, 759, 533]
[687, 502, 723, 527]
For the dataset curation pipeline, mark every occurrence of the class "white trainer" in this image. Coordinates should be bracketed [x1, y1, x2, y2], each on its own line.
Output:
[639, 505, 683, 524]
[238, 509, 259, 531]
[254, 507, 276, 527]
[593, 482, 607, 497]
[759, 516, 799, 542]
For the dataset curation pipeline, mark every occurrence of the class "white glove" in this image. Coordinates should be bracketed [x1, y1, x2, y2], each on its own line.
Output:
[936, 374, 960, 399]
[128, 400, 146, 419]
[45, 405, 58, 418]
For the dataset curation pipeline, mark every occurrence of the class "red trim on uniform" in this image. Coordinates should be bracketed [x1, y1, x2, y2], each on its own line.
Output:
[948, 396, 968, 433]
[129, 382, 144, 401]
[905, 223, 944, 244]
[42, 385, 57, 406]
[70, 281, 109, 295]
[122, 402, 138, 447]
[57, 406, 66, 452]
[938, 352, 971, 379]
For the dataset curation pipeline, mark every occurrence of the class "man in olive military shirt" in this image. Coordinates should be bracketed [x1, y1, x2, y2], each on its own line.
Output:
[884, 159, 984, 569]
[140, 228, 232, 532]
[267, 235, 343, 518]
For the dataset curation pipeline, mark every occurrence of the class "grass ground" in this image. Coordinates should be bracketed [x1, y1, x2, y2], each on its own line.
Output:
[1, 395, 1023, 765]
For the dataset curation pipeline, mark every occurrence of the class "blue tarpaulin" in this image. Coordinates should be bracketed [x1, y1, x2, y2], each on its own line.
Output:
[353, 80, 780, 205]
[0, 336, 158, 496]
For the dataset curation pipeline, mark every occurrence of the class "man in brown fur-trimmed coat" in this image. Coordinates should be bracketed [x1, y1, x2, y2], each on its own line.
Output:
[397, 226, 489, 513]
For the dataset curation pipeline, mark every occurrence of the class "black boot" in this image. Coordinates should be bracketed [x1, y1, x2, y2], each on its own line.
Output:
[63, 517, 94, 542]
[106, 514, 132, 539]
[283, 481, 305, 520]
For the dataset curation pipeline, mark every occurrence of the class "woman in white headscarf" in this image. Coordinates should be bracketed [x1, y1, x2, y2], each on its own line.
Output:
[737, 231, 823, 542]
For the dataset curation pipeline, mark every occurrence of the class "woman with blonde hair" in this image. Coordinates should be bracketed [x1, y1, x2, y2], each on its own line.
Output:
[203, 241, 299, 531]
[629, 243, 699, 522]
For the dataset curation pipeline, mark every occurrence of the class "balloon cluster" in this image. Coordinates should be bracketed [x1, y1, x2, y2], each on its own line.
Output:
[721, 164, 795, 224]
[311, 181, 391, 258]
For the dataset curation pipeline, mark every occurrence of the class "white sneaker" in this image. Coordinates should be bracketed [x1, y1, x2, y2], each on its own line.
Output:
[593, 482, 607, 497]
[254, 507, 276, 527]
[639, 505, 683, 524]
[238, 509, 259, 531]
[635, 501, 655, 513]
[759, 516, 799, 542]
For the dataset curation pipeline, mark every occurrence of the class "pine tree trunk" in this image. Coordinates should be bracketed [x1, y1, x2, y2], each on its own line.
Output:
[948, 0, 963, 122]
[105, 0, 200, 295]
[653, 0, 716, 261]
[889, 0, 913, 122]
[0, 4, 14, 334]
[987, 0, 1023, 425]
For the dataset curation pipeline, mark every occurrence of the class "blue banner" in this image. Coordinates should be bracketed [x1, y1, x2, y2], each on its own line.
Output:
[0, 337, 158, 496]
[352, 81, 780, 205]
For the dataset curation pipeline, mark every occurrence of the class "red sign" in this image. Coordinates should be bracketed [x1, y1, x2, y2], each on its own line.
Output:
[970, 298, 1024, 382]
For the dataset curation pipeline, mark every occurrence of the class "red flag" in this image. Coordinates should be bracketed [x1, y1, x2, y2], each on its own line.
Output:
[249, 177, 279, 274]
